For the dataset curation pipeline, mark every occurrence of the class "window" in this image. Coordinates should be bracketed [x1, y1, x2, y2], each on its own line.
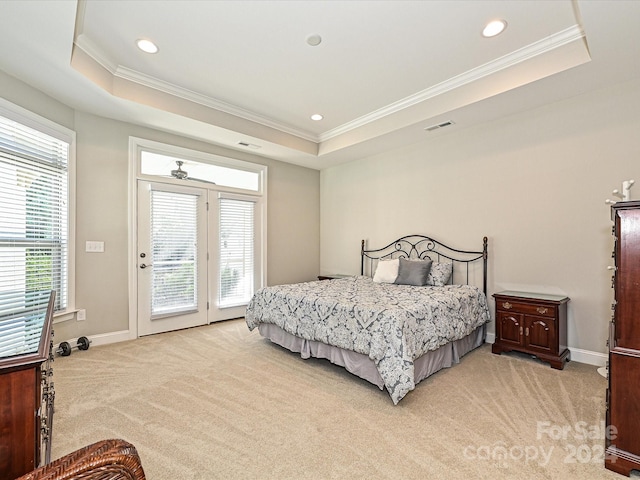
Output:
[150, 189, 199, 318]
[140, 150, 260, 191]
[218, 195, 255, 308]
[0, 103, 74, 322]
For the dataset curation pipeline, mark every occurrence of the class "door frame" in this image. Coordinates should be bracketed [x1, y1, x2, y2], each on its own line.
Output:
[127, 137, 267, 340]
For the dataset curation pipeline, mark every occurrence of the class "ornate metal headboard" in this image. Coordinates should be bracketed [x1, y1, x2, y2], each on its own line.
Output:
[360, 235, 488, 295]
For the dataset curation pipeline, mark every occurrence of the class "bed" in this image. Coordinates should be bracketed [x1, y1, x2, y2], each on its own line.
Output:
[245, 235, 491, 404]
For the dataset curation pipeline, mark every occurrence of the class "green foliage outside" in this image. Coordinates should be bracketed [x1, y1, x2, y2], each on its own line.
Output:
[221, 265, 240, 299]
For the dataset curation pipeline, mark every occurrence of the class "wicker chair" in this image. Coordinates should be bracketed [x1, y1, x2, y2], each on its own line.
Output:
[16, 439, 146, 480]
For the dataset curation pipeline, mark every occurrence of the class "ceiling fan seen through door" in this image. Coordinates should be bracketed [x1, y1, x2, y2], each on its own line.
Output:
[169, 160, 216, 184]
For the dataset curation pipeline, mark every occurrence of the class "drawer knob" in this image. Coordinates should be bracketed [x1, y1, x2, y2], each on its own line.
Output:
[502, 302, 512, 310]
[536, 307, 548, 315]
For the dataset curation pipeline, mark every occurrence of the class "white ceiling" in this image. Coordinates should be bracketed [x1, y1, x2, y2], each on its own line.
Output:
[1, 1, 639, 169]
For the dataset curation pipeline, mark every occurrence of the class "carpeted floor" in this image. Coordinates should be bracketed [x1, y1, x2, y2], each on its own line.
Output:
[51, 319, 629, 479]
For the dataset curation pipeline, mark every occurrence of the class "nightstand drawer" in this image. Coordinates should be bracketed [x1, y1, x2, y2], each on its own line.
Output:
[495, 300, 556, 318]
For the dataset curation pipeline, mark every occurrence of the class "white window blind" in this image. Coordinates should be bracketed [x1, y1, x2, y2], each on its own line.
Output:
[0, 114, 69, 324]
[219, 197, 255, 308]
[0, 291, 52, 357]
[150, 190, 199, 318]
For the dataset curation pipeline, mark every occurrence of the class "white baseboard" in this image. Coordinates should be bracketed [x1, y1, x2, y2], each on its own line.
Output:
[54, 330, 133, 353]
[568, 347, 607, 367]
[59, 329, 609, 367]
[484, 334, 607, 367]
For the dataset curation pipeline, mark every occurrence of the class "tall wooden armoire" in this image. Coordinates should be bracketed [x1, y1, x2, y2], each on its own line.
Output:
[606, 200, 640, 475]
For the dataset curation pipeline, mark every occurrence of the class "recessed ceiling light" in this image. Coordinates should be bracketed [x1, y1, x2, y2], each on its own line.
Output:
[136, 38, 159, 54]
[311, 114, 323, 121]
[306, 34, 322, 47]
[482, 20, 507, 38]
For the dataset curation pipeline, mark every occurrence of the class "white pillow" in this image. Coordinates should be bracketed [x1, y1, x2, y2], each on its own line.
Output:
[373, 258, 399, 283]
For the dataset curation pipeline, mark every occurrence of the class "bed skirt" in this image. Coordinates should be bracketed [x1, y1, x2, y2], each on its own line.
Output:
[257, 323, 486, 391]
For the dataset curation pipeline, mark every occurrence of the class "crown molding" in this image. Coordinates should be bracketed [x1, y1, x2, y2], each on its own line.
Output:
[113, 66, 319, 143]
[318, 24, 586, 142]
[74, 34, 118, 75]
[74, 24, 585, 148]
[73, 35, 319, 143]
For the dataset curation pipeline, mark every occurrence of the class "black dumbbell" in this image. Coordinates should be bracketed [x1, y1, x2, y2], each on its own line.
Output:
[56, 336, 91, 356]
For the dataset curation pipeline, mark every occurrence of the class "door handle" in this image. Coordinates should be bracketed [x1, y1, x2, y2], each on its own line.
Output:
[139, 263, 153, 269]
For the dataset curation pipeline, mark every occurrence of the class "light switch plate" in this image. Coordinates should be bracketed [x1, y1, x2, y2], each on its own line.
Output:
[86, 241, 105, 253]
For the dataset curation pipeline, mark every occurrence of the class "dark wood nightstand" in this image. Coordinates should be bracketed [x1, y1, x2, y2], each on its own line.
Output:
[492, 291, 569, 369]
[317, 274, 352, 281]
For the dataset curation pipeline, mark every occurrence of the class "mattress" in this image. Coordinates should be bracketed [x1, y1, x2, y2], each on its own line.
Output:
[246, 276, 490, 404]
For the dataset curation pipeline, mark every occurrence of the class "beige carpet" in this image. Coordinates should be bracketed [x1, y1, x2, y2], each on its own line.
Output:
[52, 319, 627, 479]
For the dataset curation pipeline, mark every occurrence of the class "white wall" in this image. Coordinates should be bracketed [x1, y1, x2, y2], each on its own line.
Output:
[4, 65, 639, 360]
[320, 78, 640, 359]
[1, 70, 320, 345]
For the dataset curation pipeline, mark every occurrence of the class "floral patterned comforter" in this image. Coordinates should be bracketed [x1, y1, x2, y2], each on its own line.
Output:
[245, 276, 490, 404]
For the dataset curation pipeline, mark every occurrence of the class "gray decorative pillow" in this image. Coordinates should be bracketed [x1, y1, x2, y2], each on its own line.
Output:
[394, 257, 432, 286]
[426, 261, 453, 286]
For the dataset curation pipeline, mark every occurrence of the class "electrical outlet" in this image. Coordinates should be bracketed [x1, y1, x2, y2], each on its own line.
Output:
[77, 309, 86, 321]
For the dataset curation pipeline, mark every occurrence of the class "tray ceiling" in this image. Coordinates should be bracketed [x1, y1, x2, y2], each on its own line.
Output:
[1, 1, 639, 168]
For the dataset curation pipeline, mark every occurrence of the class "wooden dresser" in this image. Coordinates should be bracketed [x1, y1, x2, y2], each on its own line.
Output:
[606, 201, 640, 476]
[0, 292, 55, 480]
[492, 291, 569, 369]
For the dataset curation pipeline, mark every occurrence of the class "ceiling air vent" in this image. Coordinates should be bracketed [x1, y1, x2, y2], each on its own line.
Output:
[237, 141, 261, 149]
[424, 120, 455, 132]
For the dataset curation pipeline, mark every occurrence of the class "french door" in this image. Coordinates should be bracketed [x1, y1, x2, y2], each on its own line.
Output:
[136, 181, 262, 335]
[137, 181, 208, 336]
[208, 192, 260, 322]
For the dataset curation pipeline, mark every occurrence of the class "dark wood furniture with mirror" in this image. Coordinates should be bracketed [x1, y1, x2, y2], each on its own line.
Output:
[0, 291, 55, 480]
[492, 291, 569, 369]
[606, 201, 640, 476]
